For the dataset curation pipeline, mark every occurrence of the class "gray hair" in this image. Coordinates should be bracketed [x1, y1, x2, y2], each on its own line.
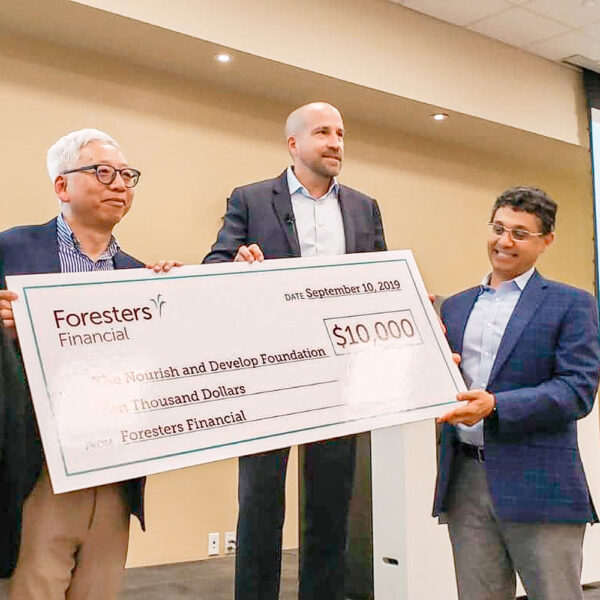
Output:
[46, 128, 119, 181]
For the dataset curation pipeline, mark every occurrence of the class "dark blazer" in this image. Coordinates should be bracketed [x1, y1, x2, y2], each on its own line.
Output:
[0, 324, 40, 578]
[0, 218, 146, 577]
[203, 170, 386, 262]
[433, 271, 600, 523]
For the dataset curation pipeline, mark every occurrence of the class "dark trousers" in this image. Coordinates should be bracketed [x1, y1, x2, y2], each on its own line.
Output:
[235, 435, 356, 600]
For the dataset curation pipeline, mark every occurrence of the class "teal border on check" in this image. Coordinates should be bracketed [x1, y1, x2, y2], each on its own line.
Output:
[21, 257, 462, 478]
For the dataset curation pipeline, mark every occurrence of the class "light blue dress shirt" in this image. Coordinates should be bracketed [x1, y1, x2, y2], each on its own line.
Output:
[286, 167, 346, 257]
[456, 267, 535, 446]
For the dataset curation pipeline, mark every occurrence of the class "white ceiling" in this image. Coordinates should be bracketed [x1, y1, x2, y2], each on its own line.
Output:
[390, 0, 600, 68]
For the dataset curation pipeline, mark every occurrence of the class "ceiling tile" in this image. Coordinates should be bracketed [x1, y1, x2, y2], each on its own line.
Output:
[400, 0, 510, 27]
[468, 7, 570, 47]
[526, 29, 600, 60]
[524, 0, 600, 29]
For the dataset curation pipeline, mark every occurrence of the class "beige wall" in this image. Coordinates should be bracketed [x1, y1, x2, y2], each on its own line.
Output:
[73, 0, 587, 145]
[0, 27, 595, 569]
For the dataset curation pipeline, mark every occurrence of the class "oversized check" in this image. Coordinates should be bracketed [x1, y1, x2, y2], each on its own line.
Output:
[8, 250, 465, 493]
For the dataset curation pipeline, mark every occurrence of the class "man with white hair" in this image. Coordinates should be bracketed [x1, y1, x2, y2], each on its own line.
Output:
[0, 128, 172, 600]
[204, 102, 387, 600]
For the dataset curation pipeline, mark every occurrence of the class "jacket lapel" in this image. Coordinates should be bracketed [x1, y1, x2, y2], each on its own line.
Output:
[488, 270, 547, 384]
[338, 186, 356, 254]
[30, 219, 61, 274]
[450, 288, 480, 355]
[113, 252, 143, 270]
[271, 171, 300, 257]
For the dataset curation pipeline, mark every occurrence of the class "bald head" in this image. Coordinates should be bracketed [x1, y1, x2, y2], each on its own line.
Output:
[285, 102, 343, 139]
[285, 102, 345, 185]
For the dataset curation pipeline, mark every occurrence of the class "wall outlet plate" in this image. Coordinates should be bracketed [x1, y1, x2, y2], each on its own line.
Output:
[208, 532, 220, 556]
[225, 531, 237, 554]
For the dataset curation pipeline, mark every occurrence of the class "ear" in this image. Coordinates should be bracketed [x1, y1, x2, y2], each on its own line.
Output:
[54, 175, 70, 203]
[287, 135, 297, 158]
[541, 231, 555, 252]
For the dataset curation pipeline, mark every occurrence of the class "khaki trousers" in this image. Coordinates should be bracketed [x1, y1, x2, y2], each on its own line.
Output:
[9, 467, 130, 600]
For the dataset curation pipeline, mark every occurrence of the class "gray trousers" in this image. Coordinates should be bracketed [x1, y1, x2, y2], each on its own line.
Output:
[445, 452, 586, 600]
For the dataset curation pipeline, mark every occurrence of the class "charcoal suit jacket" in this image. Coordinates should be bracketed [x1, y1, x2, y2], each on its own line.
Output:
[203, 170, 386, 262]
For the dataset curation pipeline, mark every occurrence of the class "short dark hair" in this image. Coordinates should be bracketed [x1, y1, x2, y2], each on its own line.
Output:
[491, 186, 557, 234]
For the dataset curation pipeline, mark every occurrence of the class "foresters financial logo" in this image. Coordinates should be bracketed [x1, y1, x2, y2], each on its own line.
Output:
[149, 294, 166, 317]
[53, 295, 167, 348]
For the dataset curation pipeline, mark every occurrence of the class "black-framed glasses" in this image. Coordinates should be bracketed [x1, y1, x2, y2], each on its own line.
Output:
[487, 222, 545, 242]
[61, 164, 141, 188]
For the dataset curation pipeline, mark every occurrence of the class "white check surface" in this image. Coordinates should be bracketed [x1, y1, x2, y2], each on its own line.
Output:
[8, 250, 465, 492]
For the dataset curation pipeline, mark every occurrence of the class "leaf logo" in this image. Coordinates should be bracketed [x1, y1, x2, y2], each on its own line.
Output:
[149, 294, 166, 317]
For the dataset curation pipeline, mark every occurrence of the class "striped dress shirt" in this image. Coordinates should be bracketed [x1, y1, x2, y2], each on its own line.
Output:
[56, 213, 119, 273]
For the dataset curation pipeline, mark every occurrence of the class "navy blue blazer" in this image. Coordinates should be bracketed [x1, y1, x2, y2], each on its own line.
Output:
[0, 218, 146, 574]
[433, 271, 600, 523]
[0, 324, 38, 577]
[203, 171, 386, 262]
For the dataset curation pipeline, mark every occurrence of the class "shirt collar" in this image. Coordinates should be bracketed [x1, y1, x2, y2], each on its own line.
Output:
[286, 166, 338, 199]
[481, 266, 535, 291]
[57, 213, 120, 260]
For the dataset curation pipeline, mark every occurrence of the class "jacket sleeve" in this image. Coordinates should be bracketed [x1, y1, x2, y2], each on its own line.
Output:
[203, 189, 249, 264]
[372, 199, 387, 252]
[494, 290, 600, 434]
[0, 246, 6, 290]
[0, 326, 43, 577]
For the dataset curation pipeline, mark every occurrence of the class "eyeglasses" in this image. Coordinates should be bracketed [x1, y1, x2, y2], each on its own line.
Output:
[487, 222, 545, 242]
[61, 164, 141, 188]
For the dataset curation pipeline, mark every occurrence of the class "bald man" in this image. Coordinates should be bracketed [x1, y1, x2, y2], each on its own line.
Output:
[204, 102, 386, 600]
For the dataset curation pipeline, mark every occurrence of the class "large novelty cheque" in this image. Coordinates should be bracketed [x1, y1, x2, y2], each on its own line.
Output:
[8, 250, 465, 492]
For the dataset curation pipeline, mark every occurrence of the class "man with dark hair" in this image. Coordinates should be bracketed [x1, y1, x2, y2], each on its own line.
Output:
[433, 186, 600, 600]
[492, 186, 557, 234]
[204, 101, 386, 600]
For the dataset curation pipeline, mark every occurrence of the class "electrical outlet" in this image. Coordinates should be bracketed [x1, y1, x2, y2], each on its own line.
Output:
[225, 531, 237, 554]
[208, 532, 220, 556]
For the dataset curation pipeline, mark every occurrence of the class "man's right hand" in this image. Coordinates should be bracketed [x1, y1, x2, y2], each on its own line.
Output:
[234, 244, 264, 263]
[0, 290, 18, 339]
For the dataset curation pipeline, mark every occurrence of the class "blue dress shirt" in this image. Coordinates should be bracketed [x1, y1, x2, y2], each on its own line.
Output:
[456, 267, 535, 446]
[286, 167, 345, 257]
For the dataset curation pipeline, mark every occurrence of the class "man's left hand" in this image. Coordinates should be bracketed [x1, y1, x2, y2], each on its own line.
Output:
[146, 260, 183, 273]
[437, 389, 496, 425]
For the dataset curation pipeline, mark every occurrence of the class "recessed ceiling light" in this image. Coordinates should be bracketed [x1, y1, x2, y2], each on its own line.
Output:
[215, 53, 232, 64]
[583, 0, 596, 7]
[431, 113, 449, 121]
